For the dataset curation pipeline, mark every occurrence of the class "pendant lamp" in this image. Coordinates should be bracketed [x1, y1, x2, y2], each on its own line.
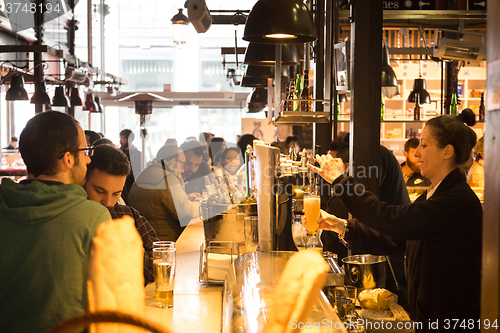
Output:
[52, 86, 70, 107]
[171, 8, 190, 44]
[247, 87, 267, 113]
[83, 92, 99, 112]
[30, 81, 51, 105]
[243, 0, 317, 44]
[244, 43, 300, 66]
[244, 65, 290, 79]
[94, 96, 104, 113]
[240, 76, 269, 88]
[381, 42, 398, 87]
[6, 74, 29, 101]
[407, 62, 431, 104]
[70, 87, 83, 107]
[338, 93, 347, 103]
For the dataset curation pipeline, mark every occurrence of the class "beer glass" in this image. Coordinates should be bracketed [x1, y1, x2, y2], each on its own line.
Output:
[244, 216, 259, 253]
[153, 247, 176, 308]
[303, 194, 321, 235]
[153, 241, 175, 249]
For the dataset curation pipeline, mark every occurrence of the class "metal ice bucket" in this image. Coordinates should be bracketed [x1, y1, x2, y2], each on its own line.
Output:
[342, 254, 387, 290]
[199, 200, 257, 244]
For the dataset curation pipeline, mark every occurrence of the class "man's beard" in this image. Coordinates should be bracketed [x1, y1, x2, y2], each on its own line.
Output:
[407, 159, 420, 174]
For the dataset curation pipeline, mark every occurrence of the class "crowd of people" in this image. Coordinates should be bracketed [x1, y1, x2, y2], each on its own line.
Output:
[0, 109, 485, 332]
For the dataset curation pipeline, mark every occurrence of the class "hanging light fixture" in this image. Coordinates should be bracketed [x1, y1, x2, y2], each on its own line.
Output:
[244, 43, 300, 66]
[381, 41, 398, 87]
[70, 86, 83, 107]
[6, 74, 29, 101]
[94, 96, 104, 113]
[83, 92, 99, 112]
[243, 0, 317, 43]
[30, 81, 51, 105]
[171, 8, 190, 44]
[240, 76, 269, 88]
[247, 87, 267, 113]
[338, 93, 348, 103]
[244, 65, 290, 78]
[407, 62, 431, 104]
[52, 86, 70, 107]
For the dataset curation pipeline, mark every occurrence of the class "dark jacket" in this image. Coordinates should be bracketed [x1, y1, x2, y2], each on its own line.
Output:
[184, 160, 212, 195]
[338, 168, 482, 331]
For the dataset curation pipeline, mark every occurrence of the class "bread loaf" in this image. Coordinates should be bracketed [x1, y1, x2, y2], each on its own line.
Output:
[358, 288, 396, 310]
[87, 216, 145, 333]
[265, 249, 329, 333]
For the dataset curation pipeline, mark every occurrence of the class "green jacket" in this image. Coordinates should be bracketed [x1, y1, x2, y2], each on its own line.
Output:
[0, 179, 111, 333]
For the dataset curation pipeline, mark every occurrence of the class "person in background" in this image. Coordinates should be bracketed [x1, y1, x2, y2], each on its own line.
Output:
[467, 135, 484, 196]
[198, 132, 213, 163]
[237, 134, 257, 156]
[0, 111, 111, 333]
[4, 136, 18, 150]
[84, 130, 102, 147]
[165, 138, 178, 147]
[208, 137, 227, 167]
[119, 129, 142, 202]
[216, 147, 242, 184]
[284, 135, 301, 156]
[180, 139, 211, 197]
[128, 144, 199, 241]
[311, 110, 481, 330]
[93, 137, 116, 147]
[401, 138, 431, 187]
[84, 145, 159, 285]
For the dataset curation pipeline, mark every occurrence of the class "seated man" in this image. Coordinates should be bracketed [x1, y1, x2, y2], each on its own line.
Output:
[180, 139, 212, 196]
[0, 111, 111, 333]
[401, 138, 431, 187]
[128, 144, 199, 241]
[84, 145, 159, 285]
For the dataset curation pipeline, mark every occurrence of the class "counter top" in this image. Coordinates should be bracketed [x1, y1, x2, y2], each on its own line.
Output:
[143, 219, 223, 333]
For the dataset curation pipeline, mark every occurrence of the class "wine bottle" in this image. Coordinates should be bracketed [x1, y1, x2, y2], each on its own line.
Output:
[301, 70, 312, 112]
[450, 93, 458, 116]
[380, 93, 385, 121]
[413, 94, 421, 121]
[478, 93, 485, 121]
[284, 80, 294, 111]
[294, 74, 302, 111]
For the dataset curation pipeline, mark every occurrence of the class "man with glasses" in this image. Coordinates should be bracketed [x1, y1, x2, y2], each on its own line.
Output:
[128, 144, 200, 241]
[0, 111, 111, 333]
[180, 139, 211, 197]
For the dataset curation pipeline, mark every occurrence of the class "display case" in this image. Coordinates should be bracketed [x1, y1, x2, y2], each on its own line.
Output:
[223, 251, 347, 333]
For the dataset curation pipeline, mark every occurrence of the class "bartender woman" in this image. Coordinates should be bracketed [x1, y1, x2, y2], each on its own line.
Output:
[310, 109, 481, 332]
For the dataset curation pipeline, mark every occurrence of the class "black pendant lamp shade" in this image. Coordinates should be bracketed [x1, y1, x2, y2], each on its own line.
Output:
[70, 87, 83, 107]
[94, 96, 104, 113]
[244, 43, 300, 66]
[381, 43, 398, 87]
[247, 88, 267, 113]
[244, 65, 290, 79]
[243, 0, 317, 44]
[171, 8, 189, 25]
[52, 86, 70, 107]
[407, 77, 431, 104]
[83, 92, 99, 112]
[240, 76, 269, 88]
[338, 93, 347, 103]
[6, 74, 29, 101]
[30, 81, 51, 105]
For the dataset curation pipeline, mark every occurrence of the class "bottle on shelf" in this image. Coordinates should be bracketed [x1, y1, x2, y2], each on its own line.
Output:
[301, 70, 312, 112]
[413, 94, 421, 121]
[294, 73, 302, 111]
[284, 80, 295, 111]
[450, 93, 458, 116]
[306, 233, 323, 255]
[479, 93, 485, 121]
[291, 216, 306, 251]
[380, 93, 385, 121]
[336, 93, 341, 121]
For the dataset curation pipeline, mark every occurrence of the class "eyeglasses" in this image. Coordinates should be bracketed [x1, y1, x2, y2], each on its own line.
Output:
[176, 159, 185, 167]
[59, 147, 95, 159]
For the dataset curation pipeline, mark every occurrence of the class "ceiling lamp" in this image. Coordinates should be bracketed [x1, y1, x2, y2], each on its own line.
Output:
[240, 76, 269, 88]
[247, 88, 267, 113]
[244, 43, 300, 66]
[70, 87, 83, 107]
[338, 93, 347, 103]
[6, 74, 29, 101]
[244, 65, 290, 78]
[171, 8, 190, 44]
[83, 92, 99, 112]
[30, 81, 51, 105]
[243, 0, 317, 44]
[94, 96, 104, 113]
[407, 76, 431, 104]
[52, 86, 70, 107]
[381, 42, 398, 87]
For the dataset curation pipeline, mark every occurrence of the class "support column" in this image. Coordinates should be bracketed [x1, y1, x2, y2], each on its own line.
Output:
[481, 1, 500, 328]
[349, 0, 382, 195]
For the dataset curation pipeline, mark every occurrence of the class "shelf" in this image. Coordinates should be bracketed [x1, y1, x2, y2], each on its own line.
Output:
[274, 111, 331, 124]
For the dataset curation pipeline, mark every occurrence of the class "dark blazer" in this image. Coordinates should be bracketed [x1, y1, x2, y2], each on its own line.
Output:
[338, 168, 482, 331]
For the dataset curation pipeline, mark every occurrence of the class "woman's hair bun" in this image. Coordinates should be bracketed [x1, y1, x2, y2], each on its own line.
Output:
[458, 108, 477, 127]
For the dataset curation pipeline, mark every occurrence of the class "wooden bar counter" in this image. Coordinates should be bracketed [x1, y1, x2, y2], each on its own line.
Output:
[143, 219, 223, 333]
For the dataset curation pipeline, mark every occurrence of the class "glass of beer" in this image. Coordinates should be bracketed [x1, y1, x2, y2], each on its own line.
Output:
[303, 194, 321, 235]
[153, 247, 176, 308]
[153, 241, 175, 249]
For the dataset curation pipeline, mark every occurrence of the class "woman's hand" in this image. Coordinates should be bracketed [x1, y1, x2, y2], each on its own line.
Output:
[317, 210, 347, 235]
[307, 154, 344, 184]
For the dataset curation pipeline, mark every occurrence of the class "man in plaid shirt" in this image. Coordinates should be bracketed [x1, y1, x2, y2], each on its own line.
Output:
[84, 144, 159, 285]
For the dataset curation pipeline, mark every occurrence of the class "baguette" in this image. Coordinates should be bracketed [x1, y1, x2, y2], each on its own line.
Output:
[87, 216, 145, 333]
[265, 249, 329, 333]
